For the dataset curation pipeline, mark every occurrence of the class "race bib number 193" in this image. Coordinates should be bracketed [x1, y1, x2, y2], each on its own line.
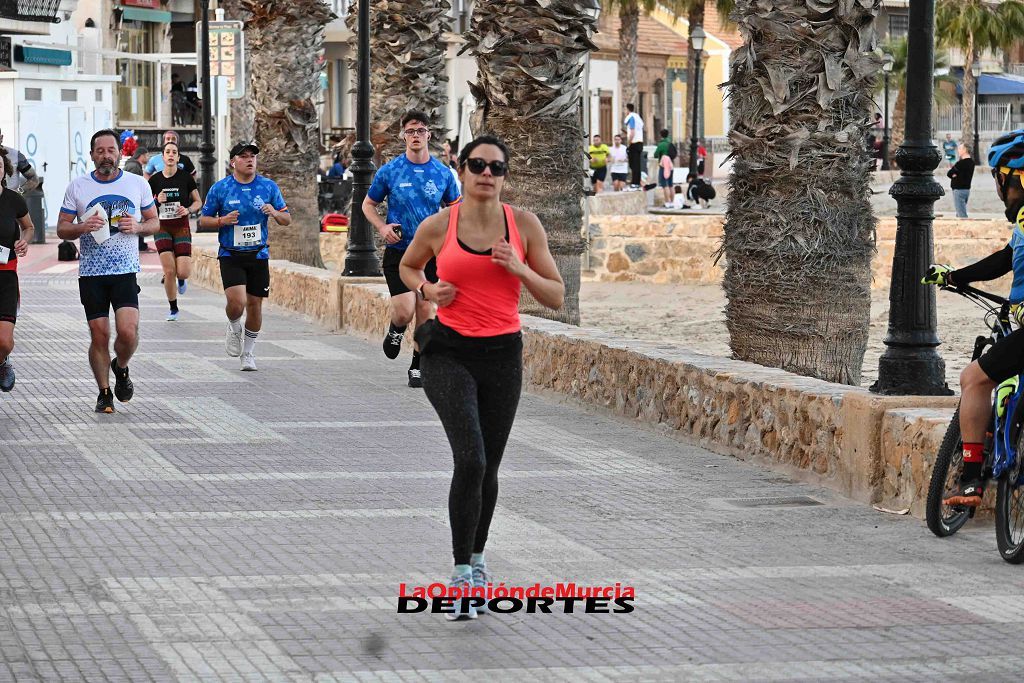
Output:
[233, 224, 262, 248]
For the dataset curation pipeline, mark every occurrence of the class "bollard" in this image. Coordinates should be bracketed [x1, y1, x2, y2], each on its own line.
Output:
[23, 185, 46, 244]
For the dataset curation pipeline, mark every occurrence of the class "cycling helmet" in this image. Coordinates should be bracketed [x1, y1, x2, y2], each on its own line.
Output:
[988, 129, 1024, 169]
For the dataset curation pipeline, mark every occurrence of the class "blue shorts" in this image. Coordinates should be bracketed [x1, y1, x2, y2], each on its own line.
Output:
[658, 169, 673, 188]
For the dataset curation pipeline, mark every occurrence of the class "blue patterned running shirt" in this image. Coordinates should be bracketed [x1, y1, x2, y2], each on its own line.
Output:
[201, 174, 287, 259]
[367, 155, 461, 250]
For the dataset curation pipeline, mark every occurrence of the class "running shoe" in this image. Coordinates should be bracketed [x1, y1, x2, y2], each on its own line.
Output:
[226, 322, 243, 357]
[95, 388, 115, 414]
[178, 279, 187, 296]
[166, 310, 179, 322]
[383, 324, 404, 359]
[0, 358, 14, 392]
[943, 479, 985, 508]
[240, 352, 257, 372]
[408, 368, 422, 388]
[111, 359, 134, 403]
[445, 571, 477, 621]
[472, 559, 491, 614]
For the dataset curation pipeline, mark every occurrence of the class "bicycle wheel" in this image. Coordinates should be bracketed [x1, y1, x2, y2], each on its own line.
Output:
[996, 454, 1024, 563]
[926, 408, 971, 537]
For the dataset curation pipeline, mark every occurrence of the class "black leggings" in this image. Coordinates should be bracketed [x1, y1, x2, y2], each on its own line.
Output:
[421, 339, 522, 566]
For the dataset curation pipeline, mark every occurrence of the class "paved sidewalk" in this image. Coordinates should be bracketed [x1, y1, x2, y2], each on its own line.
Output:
[3, 266, 1024, 682]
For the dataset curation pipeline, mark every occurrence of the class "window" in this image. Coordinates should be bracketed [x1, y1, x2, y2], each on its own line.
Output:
[95, 89, 103, 101]
[61, 89, 77, 102]
[888, 14, 909, 40]
[116, 22, 156, 124]
[24, 88, 42, 101]
[652, 79, 665, 137]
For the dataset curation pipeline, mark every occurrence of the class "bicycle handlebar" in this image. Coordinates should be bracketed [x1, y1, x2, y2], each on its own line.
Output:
[941, 283, 1009, 307]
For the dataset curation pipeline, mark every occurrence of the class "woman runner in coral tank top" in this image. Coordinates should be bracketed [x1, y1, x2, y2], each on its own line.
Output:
[400, 135, 564, 620]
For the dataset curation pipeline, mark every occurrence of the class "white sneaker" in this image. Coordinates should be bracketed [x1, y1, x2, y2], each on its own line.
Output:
[240, 352, 257, 371]
[225, 322, 242, 357]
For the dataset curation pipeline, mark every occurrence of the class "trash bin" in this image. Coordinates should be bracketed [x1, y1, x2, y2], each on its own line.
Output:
[23, 184, 46, 244]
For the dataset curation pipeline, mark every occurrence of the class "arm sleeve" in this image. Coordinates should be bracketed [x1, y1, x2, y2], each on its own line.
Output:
[186, 174, 199, 198]
[947, 166, 956, 179]
[952, 245, 1014, 284]
[367, 165, 389, 203]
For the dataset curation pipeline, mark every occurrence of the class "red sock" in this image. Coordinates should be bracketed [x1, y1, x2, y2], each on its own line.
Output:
[962, 443, 984, 463]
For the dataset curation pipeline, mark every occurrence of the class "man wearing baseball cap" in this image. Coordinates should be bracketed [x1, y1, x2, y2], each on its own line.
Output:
[197, 141, 290, 371]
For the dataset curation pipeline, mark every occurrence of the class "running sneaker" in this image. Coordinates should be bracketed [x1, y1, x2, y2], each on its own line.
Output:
[472, 559, 491, 614]
[445, 571, 477, 621]
[177, 279, 187, 296]
[166, 310, 179, 322]
[95, 388, 115, 414]
[943, 480, 985, 507]
[383, 324, 404, 359]
[0, 358, 14, 392]
[225, 322, 243, 357]
[408, 368, 422, 388]
[111, 359, 134, 403]
[240, 352, 257, 371]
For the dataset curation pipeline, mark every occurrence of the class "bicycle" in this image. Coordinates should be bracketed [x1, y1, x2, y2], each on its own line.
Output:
[924, 283, 1024, 562]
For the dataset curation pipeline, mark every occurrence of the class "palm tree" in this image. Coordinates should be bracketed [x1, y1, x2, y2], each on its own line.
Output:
[936, 0, 1024, 159]
[221, 0, 255, 144]
[241, 0, 333, 268]
[879, 37, 955, 160]
[347, 0, 451, 162]
[719, 0, 879, 385]
[464, 0, 599, 325]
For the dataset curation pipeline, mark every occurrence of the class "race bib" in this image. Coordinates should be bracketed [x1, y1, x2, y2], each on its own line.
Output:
[0, 246, 9, 265]
[159, 202, 181, 220]
[233, 224, 262, 248]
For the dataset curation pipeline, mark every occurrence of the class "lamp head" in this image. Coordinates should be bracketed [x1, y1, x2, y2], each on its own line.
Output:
[690, 26, 706, 52]
[882, 53, 894, 74]
[972, 63, 982, 78]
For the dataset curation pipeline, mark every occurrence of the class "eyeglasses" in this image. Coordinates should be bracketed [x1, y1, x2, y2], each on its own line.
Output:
[464, 158, 508, 176]
[403, 128, 429, 138]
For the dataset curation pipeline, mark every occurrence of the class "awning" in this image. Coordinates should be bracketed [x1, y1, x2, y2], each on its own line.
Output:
[14, 45, 71, 66]
[956, 72, 1024, 96]
[119, 6, 173, 22]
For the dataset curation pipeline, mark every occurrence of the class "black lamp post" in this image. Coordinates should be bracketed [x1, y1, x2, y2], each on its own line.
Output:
[881, 53, 893, 171]
[198, 0, 215, 197]
[871, 0, 951, 395]
[972, 61, 982, 164]
[687, 26, 705, 176]
[343, 0, 381, 276]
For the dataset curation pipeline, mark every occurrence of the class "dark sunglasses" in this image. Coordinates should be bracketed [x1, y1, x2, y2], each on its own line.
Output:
[463, 158, 508, 176]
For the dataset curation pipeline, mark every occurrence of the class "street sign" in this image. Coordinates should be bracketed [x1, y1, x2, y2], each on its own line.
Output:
[196, 20, 245, 99]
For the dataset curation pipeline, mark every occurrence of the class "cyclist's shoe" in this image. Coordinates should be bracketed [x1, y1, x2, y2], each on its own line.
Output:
[944, 480, 985, 507]
[922, 264, 954, 287]
[408, 368, 422, 388]
[445, 571, 477, 621]
[111, 359, 134, 403]
[383, 324, 404, 359]
[95, 388, 115, 414]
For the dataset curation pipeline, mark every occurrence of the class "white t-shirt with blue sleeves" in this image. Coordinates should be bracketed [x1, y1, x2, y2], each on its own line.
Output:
[201, 174, 287, 259]
[60, 170, 155, 277]
[367, 155, 461, 251]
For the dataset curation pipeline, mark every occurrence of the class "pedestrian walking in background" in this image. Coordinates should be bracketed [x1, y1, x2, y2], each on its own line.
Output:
[399, 135, 564, 620]
[149, 142, 202, 321]
[608, 134, 629, 192]
[0, 147, 35, 393]
[144, 130, 196, 180]
[948, 143, 975, 218]
[623, 103, 645, 189]
[588, 134, 610, 194]
[943, 133, 958, 167]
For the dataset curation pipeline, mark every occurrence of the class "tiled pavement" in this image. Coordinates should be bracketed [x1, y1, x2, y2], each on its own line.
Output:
[3, 262, 1024, 682]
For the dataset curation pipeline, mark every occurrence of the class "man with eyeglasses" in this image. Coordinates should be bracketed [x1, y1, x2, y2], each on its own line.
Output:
[362, 110, 461, 388]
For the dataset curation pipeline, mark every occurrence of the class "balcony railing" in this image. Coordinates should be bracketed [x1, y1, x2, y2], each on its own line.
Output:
[934, 102, 1024, 134]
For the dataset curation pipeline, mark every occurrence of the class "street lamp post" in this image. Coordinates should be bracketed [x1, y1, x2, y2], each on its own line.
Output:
[972, 61, 982, 164]
[198, 0, 215, 197]
[881, 53, 894, 171]
[343, 0, 381, 277]
[687, 26, 705, 176]
[871, 0, 951, 395]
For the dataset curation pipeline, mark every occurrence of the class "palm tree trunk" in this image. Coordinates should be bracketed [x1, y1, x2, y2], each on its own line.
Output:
[889, 86, 906, 162]
[619, 1, 640, 111]
[720, 0, 878, 385]
[465, 0, 599, 325]
[241, 0, 332, 268]
[684, 1, 705, 141]
[962, 41, 977, 157]
[347, 0, 451, 163]
[221, 0, 255, 144]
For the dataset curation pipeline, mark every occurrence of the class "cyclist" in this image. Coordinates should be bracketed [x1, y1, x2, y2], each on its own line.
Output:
[923, 129, 1024, 507]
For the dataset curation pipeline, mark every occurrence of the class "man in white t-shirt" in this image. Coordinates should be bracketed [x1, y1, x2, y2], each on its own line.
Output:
[623, 103, 646, 189]
[608, 134, 629, 191]
[56, 129, 160, 414]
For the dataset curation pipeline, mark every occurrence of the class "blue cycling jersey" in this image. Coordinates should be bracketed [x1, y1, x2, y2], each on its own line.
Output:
[201, 174, 287, 259]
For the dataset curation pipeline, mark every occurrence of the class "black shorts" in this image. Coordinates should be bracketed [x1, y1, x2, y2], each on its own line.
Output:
[79, 273, 139, 321]
[0, 271, 19, 324]
[979, 328, 1024, 384]
[382, 247, 436, 297]
[611, 172, 628, 183]
[220, 252, 271, 297]
[591, 167, 607, 182]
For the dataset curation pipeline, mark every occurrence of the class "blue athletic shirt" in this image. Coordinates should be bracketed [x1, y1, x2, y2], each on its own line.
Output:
[367, 155, 460, 251]
[201, 174, 287, 259]
[1011, 220, 1024, 304]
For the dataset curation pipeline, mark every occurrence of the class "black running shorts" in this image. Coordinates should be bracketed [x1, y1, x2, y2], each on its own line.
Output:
[0, 271, 19, 324]
[79, 273, 139, 321]
[979, 328, 1024, 384]
[219, 252, 270, 297]
[382, 247, 436, 297]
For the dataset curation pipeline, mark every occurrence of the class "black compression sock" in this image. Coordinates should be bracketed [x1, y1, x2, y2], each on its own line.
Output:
[169, 299, 179, 313]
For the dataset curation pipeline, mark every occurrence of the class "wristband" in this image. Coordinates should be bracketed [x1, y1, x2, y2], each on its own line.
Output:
[416, 281, 429, 301]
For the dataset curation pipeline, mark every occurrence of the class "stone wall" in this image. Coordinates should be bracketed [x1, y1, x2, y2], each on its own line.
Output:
[585, 215, 1012, 287]
[189, 241, 960, 518]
